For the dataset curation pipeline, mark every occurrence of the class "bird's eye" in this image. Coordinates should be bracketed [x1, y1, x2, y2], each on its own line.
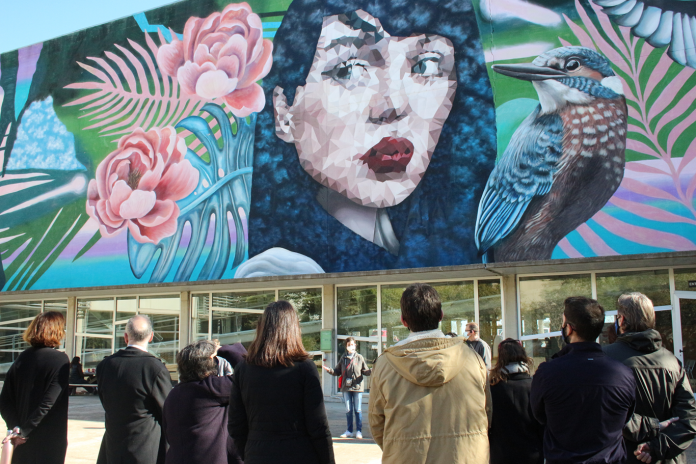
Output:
[565, 59, 581, 71]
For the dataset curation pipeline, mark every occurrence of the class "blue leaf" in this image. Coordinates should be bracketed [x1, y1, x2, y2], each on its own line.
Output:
[127, 103, 255, 283]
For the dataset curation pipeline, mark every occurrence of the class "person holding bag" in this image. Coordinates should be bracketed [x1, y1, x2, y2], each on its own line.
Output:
[322, 338, 372, 439]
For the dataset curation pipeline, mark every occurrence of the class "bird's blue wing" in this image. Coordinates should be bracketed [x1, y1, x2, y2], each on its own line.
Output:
[475, 106, 564, 256]
[592, 0, 696, 68]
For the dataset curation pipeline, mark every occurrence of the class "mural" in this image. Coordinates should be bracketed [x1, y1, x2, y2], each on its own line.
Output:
[0, 0, 694, 292]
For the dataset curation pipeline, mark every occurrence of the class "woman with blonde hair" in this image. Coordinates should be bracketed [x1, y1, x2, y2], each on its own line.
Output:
[228, 300, 334, 464]
[488, 338, 544, 464]
[0, 311, 70, 464]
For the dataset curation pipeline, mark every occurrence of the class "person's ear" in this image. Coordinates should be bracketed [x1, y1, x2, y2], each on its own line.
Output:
[273, 86, 295, 142]
[400, 314, 408, 329]
[124, 333, 129, 345]
[439, 310, 444, 322]
[148, 331, 154, 343]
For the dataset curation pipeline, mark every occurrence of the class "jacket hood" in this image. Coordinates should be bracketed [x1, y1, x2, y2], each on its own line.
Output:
[617, 329, 662, 353]
[382, 337, 469, 387]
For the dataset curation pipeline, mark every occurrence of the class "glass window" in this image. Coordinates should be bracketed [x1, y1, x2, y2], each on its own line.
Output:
[436, 281, 475, 338]
[336, 338, 377, 392]
[656, 310, 674, 354]
[76, 336, 112, 369]
[139, 295, 180, 311]
[43, 300, 67, 317]
[380, 284, 406, 347]
[596, 270, 670, 310]
[0, 301, 41, 324]
[479, 280, 503, 366]
[149, 314, 179, 364]
[279, 288, 322, 352]
[76, 299, 114, 334]
[116, 297, 137, 321]
[212, 311, 260, 348]
[212, 291, 275, 311]
[675, 268, 696, 292]
[519, 274, 592, 336]
[191, 294, 210, 340]
[337, 286, 377, 338]
[523, 336, 564, 375]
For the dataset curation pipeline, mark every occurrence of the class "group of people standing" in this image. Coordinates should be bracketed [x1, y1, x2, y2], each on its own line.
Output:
[0, 284, 695, 464]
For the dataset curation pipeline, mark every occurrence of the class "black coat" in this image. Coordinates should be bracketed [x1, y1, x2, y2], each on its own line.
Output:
[604, 330, 696, 464]
[228, 358, 335, 464]
[489, 372, 544, 464]
[96, 347, 172, 464]
[0, 346, 70, 464]
[531, 342, 636, 464]
[163, 375, 242, 464]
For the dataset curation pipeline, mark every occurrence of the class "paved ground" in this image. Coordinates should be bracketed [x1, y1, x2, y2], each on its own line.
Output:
[66, 394, 382, 464]
[65, 394, 696, 463]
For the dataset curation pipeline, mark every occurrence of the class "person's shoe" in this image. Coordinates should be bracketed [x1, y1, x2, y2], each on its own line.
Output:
[340, 431, 353, 438]
[355, 431, 363, 439]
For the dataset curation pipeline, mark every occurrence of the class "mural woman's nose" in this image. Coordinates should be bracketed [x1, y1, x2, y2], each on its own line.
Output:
[368, 70, 408, 124]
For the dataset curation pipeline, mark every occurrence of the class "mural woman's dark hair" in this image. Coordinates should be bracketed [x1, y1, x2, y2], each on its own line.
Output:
[250, 0, 496, 272]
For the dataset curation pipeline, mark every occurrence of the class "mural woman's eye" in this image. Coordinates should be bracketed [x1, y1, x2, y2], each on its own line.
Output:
[329, 60, 367, 82]
[565, 59, 580, 71]
[412, 57, 440, 76]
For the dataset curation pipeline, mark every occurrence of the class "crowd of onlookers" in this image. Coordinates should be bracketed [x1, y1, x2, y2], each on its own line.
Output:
[0, 284, 694, 464]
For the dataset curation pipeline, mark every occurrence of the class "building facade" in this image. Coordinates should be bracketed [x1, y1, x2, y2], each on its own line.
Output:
[1, 0, 696, 395]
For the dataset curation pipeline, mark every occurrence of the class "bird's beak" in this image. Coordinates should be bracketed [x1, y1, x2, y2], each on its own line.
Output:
[492, 63, 567, 81]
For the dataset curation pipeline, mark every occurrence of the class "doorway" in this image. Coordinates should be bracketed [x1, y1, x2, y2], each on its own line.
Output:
[674, 292, 696, 384]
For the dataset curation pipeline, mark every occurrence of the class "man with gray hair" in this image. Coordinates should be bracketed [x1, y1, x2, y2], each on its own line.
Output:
[604, 292, 696, 464]
[97, 315, 172, 464]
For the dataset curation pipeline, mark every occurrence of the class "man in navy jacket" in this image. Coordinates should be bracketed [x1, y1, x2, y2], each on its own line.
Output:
[531, 297, 636, 464]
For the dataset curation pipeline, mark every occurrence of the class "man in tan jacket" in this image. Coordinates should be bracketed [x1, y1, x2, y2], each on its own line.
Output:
[369, 283, 492, 464]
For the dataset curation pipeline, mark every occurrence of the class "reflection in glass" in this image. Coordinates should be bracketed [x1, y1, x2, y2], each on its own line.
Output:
[479, 280, 502, 367]
[279, 288, 323, 352]
[212, 291, 275, 311]
[0, 301, 41, 323]
[116, 298, 137, 320]
[680, 300, 696, 372]
[337, 286, 377, 338]
[212, 311, 261, 348]
[434, 282, 474, 340]
[139, 295, 180, 311]
[114, 324, 127, 351]
[191, 294, 210, 340]
[77, 336, 112, 369]
[522, 336, 563, 375]
[674, 268, 696, 292]
[596, 270, 670, 310]
[656, 310, 674, 354]
[77, 299, 114, 334]
[336, 339, 376, 393]
[149, 314, 179, 364]
[380, 285, 406, 347]
[519, 275, 591, 336]
[44, 300, 68, 317]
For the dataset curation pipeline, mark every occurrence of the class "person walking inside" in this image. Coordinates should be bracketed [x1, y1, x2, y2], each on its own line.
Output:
[96, 315, 172, 464]
[531, 296, 636, 464]
[0, 312, 70, 464]
[163, 340, 242, 464]
[322, 337, 371, 439]
[465, 322, 492, 369]
[488, 339, 544, 464]
[228, 300, 334, 464]
[369, 283, 492, 464]
[604, 292, 696, 464]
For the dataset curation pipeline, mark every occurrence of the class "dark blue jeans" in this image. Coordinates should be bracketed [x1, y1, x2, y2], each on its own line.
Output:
[342, 391, 363, 433]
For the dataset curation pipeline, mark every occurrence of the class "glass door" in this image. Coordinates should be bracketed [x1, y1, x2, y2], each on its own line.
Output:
[673, 292, 696, 371]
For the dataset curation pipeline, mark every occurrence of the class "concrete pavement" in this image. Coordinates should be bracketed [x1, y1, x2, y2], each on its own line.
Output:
[66, 394, 382, 464]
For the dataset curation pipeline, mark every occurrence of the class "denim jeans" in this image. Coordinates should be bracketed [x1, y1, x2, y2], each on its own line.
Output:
[342, 391, 363, 433]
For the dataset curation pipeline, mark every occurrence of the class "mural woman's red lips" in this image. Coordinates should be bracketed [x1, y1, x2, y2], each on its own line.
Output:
[359, 137, 415, 174]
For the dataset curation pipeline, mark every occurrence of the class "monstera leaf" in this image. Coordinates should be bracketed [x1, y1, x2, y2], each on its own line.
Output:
[127, 103, 254, 282]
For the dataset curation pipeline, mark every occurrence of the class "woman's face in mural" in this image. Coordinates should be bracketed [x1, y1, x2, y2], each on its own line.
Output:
[274, 10, 457, 208]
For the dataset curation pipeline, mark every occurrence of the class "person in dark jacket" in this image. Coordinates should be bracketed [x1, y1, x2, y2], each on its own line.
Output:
[322, 337, 371, 439]
[465, 322, 492, 369]
[69, 356, 95, 395]
[604, 292, 696, 464]
[217, 343, 247, 370]
[0, 311, 70, 464]
[163, 340, 242, 464]
[531, 296, 636, 464]
[96, 315, 172, 464]
[489, 338, 544, 464]
[228, 300, 335, 464]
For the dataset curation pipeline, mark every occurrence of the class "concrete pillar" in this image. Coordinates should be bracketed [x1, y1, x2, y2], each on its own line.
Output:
[501, 274, 519, 339]
[321, 284, 335, 397]
[65, 296, 77, 358]
[179, 291, 191, 349]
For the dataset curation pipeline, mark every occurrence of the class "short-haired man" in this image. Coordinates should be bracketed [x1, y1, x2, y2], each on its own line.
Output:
[604, 293, 696, 464]
[369, 283, 492, 463]
[97, 315, 172, 464]
[531, 297, 636, 464]
[465, 322, 492, 370]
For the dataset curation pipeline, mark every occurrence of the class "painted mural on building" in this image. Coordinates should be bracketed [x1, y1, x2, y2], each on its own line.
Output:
[0, 0, 694, 291]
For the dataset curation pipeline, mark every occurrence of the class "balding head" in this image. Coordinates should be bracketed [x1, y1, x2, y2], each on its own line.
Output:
[125, 315, 153, 347]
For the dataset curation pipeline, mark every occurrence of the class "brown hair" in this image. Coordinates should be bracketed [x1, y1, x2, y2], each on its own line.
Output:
[23, 311, 66, 348]
[617, 292, 655, 333]
[400, 283, 442, 332]
[246, 300, 309, 368]
[490, 338, 534, 386]
[344, 337, 356, 347]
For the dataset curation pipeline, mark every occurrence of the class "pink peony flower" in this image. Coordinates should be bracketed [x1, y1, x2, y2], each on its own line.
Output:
[86, 127, 199, 244]
[157, 2, 273, 118]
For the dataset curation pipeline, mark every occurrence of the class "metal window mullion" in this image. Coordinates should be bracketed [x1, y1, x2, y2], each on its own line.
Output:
[516, 275, 523, 339]
[473, 279, 480, 326]
[376, 285, 382, 355]
[591, 272, 597, 300]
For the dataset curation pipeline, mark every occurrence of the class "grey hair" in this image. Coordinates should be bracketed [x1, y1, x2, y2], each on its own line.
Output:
[617, 292, 655, 333]
[177, 340, 218, 383]
[125, 315, 153, 343]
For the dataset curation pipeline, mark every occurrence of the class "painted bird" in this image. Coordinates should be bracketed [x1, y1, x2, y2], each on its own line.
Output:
[475, 46, 627, 263]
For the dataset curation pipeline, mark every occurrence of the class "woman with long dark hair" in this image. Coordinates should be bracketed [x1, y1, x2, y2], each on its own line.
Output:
[488, 338, 544, 464]
[0, 311, 70, 464]
[228, 301, 334, 464]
